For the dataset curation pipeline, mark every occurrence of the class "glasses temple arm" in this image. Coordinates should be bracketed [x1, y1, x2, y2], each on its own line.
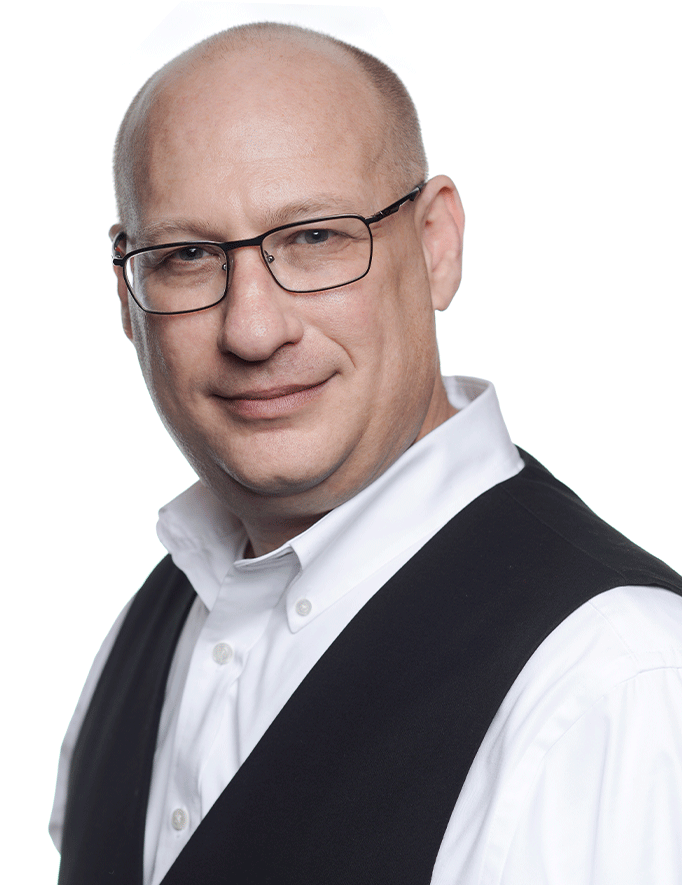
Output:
[364, 185, 423, 225]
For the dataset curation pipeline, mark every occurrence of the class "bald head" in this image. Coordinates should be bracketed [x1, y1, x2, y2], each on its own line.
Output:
[113, 22, 427, 231]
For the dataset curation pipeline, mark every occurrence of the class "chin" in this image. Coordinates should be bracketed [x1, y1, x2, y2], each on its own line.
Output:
[201, 450, 347, 509]
[181, 420, 362, 512]
[234, 469, 332, 499]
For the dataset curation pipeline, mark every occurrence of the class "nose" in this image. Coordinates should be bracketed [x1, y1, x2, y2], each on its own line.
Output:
[216, 248, 304, 362]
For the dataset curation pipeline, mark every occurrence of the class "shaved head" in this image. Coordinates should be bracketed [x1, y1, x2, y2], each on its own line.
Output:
[113, 22, 428, 231]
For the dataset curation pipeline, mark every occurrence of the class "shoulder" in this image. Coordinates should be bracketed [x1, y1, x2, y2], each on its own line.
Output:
[431, 585, 682, 884]
[479, 583, 682, 798]
[487, 584, 682, 793]
[586, 584, 682, 660]
[518, 584, 682, 704]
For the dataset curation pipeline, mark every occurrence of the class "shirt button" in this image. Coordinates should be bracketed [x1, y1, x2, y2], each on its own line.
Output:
[171, 808, 188, 831]
[295, 598, 312, 617]
[212, 642, 234, 665]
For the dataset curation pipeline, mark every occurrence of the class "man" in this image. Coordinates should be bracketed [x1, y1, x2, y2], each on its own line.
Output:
[51, 22, 682, 885]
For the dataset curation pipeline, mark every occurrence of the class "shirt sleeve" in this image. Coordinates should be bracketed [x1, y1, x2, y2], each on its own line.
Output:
[500, 664, 682, 883]
[49, 597, 134, 851]
[430, 585, 682, 885]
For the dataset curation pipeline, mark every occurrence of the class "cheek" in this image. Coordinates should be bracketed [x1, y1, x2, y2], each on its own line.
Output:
[130, 311, 204, 415]
[367, 266, 436, 371]
[131, 313, 169, 393]
[319, 252, 435, 375]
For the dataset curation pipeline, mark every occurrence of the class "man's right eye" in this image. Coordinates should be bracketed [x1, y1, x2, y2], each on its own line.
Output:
[171, 246, 208, 261]
[148, 245, 223, 271]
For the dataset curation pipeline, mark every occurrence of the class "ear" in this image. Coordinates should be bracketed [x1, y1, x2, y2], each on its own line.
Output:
[415, 175, 465, 311]
[110, 223, 134, 341]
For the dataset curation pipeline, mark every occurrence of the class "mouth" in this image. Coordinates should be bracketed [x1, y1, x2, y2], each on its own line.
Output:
[217, 378, 332, 419]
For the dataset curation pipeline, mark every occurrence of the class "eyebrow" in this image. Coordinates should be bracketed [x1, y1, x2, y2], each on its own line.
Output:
[133, 219, 226, 246]
[133, 195, 366, 247]
[261, 196, 363, 229]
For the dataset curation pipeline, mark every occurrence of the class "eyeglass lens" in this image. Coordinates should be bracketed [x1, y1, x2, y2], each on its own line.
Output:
[125, 216, 372, 313]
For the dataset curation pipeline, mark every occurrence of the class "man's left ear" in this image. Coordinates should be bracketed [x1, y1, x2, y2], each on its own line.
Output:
[416, 175, 465, 311]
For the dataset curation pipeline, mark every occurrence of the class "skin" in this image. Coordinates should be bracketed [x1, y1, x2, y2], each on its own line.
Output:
[112, 36, 465, 556]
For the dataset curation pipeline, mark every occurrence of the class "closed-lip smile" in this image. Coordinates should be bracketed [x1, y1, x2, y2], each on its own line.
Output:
[217, 377, 332, 418]
[227, 382, 324, 400]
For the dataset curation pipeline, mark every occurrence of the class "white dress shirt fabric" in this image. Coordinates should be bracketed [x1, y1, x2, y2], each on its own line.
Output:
[50, 377, 682, 884]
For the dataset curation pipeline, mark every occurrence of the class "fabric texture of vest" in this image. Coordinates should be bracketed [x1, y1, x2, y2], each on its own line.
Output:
[58, 450, 682, 884]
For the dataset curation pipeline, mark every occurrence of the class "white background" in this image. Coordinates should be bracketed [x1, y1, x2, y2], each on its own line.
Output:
[2, 0, 680, 878]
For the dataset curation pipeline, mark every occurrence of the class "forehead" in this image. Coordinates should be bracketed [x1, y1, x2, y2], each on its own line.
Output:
[131, 41, 389, 235]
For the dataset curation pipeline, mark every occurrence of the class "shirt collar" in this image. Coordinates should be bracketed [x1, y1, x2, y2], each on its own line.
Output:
[156, 377, 523, 622]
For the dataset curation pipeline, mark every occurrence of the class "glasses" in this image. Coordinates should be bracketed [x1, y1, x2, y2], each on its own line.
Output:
[112, 186, 422, 315]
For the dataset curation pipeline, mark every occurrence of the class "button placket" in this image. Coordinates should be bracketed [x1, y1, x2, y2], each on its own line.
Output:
[160, 549, 301, 860]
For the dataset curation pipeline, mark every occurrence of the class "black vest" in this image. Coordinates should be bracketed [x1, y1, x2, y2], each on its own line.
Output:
[58, 451, 682, 884]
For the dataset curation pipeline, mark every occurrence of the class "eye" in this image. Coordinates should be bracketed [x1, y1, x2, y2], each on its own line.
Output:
[170, 245, 210, 262]
[134, 244, 225, 281]
[294, 228, 334, 245]
[155, 244, 224, 269]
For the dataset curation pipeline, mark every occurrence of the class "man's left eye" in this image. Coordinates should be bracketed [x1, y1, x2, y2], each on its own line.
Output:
[296, 228, 333, 245]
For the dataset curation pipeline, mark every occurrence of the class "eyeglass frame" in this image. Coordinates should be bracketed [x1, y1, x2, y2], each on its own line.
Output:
[112, 184, 423, 316]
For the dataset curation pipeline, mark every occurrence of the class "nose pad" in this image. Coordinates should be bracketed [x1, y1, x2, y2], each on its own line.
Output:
[221, 252, 234, 291]
[223, 249, 276, 290]
[221, 250, 274, 289]
[222, 248, 235, 274]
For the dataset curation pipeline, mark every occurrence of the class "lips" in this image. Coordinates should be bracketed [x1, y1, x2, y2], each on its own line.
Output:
[226, 382, 325, 400]
[216, 377, 331, 418]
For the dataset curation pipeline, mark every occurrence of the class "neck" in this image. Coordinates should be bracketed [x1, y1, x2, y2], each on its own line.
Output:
[241, 511, 327, 558]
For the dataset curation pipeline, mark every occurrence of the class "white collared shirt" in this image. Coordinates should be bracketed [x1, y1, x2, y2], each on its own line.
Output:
[50, 378, 682, 884]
